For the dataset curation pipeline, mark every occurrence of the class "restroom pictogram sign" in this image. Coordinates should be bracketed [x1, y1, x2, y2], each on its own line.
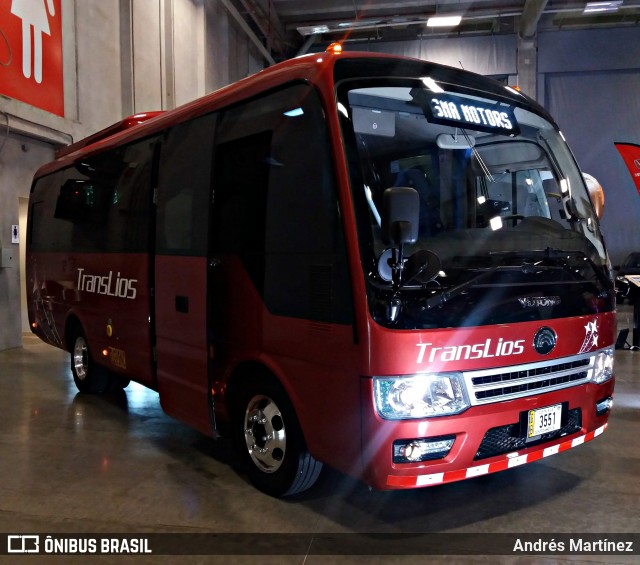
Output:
[0, 0, 63, 117]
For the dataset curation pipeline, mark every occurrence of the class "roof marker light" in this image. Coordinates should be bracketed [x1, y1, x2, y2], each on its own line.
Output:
[326, 42, 343, 54]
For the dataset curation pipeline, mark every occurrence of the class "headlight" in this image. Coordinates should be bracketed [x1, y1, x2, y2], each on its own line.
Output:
[591, 349, 614, 384]
[374, 373, 470, 419]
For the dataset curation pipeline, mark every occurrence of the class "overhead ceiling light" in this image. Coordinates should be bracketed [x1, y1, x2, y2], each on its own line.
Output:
[426, 15, 462, 27]
[297, 24, 330, 36]
[583, 1, 623, 14]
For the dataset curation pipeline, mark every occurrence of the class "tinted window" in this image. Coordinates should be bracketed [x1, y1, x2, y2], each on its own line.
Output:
[212, 83, 351, 324]
[30, 137, 157, 253]
[156, 114, 216, 256]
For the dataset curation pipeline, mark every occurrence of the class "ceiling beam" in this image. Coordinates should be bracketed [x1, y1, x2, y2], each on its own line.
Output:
[238, 0, 288, 56]
[296, 33, 320, 56]
[520, 0, 549, 38]
[220, 0, 276, 65]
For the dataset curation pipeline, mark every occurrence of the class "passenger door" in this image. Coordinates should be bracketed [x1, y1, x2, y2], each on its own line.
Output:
[154, 114, 216, 435]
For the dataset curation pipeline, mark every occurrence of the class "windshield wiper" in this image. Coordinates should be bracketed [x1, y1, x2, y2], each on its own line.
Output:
[424, 265, 507, 309]
[423, 247, 610, 310]
[538, 248, 613, 291]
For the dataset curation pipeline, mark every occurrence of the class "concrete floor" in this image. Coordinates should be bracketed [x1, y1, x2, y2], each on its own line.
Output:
[0, 309, 638, 565]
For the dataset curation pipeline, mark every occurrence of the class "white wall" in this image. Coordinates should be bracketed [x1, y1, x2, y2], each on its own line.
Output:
[364, 34, 517, 77]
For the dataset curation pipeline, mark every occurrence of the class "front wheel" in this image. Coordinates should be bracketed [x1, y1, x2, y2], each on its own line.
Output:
[234, 378, 322, 497]
[70, 330, 110, 393]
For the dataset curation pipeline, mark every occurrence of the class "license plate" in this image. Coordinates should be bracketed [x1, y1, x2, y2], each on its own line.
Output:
[108, 347, 127, 370]
[528, 403, 562, 438]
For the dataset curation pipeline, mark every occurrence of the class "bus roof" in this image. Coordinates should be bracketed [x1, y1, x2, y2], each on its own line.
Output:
[35, 49, 545, 179]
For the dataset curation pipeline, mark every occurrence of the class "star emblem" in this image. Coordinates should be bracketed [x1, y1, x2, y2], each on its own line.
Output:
[578, 319, 599, 353]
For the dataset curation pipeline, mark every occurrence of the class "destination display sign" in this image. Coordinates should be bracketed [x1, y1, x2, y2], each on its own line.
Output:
[424, 93, 519, 136]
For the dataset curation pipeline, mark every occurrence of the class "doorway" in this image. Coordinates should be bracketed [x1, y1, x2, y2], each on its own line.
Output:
[19, 196, 29, 334]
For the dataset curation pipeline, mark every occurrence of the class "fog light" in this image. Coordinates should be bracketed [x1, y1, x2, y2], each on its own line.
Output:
[596, 396, 613, 417]
[393, 436, 455, 463]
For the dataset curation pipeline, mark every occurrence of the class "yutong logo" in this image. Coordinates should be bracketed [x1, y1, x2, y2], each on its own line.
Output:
[533, 327, 557, 355]
[518, 296, 561, 308]
[417, 338, 525, 364]
[77, 268, 137, 300]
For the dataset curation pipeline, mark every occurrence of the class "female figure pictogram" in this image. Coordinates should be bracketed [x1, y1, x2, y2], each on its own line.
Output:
[10, 0, 55, 83]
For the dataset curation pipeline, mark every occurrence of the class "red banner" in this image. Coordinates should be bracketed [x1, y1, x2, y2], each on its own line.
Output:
[614, 142, 640, 197]
[0, 0, 63, 117]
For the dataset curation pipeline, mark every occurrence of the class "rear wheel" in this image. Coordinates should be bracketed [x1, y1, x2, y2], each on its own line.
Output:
[234, 377, 322, 497]
[70, 330, 110, 393]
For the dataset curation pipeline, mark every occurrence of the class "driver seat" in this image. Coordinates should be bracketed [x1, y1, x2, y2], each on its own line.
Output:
[394, 168, 442, 237]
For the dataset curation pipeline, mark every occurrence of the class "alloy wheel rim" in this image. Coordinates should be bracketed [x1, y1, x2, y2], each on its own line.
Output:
[243, 394, 286, 473]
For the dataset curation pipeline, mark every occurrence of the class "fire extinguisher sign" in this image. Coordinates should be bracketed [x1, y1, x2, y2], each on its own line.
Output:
[0, 0, 63, 117]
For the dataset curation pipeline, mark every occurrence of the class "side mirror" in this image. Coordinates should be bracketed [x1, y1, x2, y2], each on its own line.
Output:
[583, 173, 604, 220]
[381, 187, 419, 246]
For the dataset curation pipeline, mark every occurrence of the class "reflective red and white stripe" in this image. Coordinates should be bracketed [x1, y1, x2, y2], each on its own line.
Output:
[387, 424, 607, 488]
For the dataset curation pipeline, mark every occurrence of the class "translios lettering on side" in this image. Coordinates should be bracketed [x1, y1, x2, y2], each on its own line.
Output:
[416, 338, 525, 364]
[76, 268, 137, 300]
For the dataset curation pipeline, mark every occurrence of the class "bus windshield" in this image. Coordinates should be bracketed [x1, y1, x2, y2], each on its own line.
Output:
[338, 78, 613, 329]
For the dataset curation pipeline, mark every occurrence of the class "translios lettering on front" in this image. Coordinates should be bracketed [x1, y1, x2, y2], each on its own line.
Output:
[76, 268, 137, 300]
[417, 338, 525, 364]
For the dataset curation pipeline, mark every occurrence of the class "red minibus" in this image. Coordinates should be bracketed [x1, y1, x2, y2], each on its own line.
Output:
[27, 47, 615, 496]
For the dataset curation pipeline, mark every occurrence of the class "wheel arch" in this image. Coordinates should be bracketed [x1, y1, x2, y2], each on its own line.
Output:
[223, 359, 323, 496]
[222, 359, 315, 451]
[224, 360, 290, 419]
[63, 313, 84, 352]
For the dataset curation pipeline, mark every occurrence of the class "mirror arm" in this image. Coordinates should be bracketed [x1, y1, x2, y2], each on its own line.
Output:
[391, 244, 405, 289]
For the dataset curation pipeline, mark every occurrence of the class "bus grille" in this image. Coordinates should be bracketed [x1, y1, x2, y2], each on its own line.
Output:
[474, 408, 582, 460]
[463, 354, 594, 405]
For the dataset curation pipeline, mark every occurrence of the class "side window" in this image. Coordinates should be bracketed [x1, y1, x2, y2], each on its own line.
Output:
[212, 83, 352, 324]
[106, 140, 156, 251]
[211, 130, 271, 255]
[29, 138, 157, 252]
[156, 114, 216, 256]
[30, 173, 73, 251]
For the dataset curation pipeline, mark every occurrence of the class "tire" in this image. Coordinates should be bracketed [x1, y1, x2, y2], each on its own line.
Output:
[233, 377, 322, 497]
[70, 329, 110, 394]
